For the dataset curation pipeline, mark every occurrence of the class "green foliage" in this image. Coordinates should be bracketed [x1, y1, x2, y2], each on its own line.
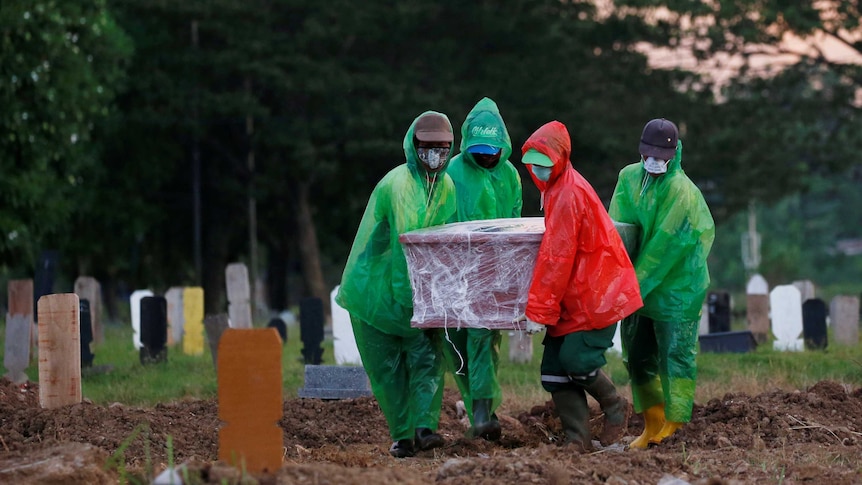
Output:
[0, 0, 130, 266]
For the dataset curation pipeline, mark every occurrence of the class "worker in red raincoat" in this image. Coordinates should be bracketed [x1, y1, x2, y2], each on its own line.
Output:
[515, 120, 643, 451]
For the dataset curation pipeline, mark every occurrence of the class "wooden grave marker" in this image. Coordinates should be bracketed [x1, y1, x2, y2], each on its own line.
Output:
[830, 295, 860, 346]
[165, 287, 184, 346]
[130, 289, 154, 350]
[508, 330, 534, 363]
[182, 287, 205, 355]
[5, 280, 34, 383]
[37, 294, 82, 409]
[226, 263, 252, 329]
[746, 274, 770, 344]
[204, 314, 230, 368]
[218, 328, 283, 474]
[74, 276, 103, 344]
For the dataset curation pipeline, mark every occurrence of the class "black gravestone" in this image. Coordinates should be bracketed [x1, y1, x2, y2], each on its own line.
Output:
[33, 250, 60, 323]
[140, 296, 168, 364]
[300, 297, 324, 364]
[79, 299, 95, 368]
[802, 298, 828, 350]
[707, 291, 731, 333]
[267, 317, 287, 344]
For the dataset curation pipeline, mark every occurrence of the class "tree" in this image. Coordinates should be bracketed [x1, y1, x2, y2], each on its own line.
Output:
[0, 1, 130, 269]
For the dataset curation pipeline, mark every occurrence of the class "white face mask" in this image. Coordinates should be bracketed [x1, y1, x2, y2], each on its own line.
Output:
[417, 147, 449, 170]
[643, 156, 668, 175]
[531, 165, 552, 182]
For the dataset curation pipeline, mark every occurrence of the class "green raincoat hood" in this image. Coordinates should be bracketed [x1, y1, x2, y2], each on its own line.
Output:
[336, 112, 457, 336]
[446, 98, 522, 222]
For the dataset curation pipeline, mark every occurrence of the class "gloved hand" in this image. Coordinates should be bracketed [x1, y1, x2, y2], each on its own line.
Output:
[513, 314, 546, 335]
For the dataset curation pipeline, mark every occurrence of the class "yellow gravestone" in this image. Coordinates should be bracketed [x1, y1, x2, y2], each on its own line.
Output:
[182, 287, 204, 355]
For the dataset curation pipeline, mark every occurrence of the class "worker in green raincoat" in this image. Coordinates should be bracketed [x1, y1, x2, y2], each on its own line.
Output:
[443, 97, 522, 441]
[608, 118, 715, 448]
[335, 111, 457, 458]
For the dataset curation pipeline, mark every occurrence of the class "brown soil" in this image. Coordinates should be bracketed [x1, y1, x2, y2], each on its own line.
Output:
[1, 378, 860, 484]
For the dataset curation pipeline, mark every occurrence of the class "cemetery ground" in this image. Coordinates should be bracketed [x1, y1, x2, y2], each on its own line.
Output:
[1, 323, 861, 484]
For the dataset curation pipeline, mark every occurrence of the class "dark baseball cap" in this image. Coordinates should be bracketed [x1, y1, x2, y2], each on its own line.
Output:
[639, 118, 678, 161]
[414, 113, 454, 143]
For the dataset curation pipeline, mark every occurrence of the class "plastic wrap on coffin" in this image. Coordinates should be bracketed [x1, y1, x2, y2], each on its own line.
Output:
[399, 217, 544, 330]
[400, 218, 640, 330]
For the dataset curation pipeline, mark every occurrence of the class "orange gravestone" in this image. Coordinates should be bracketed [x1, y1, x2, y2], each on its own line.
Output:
[37, 294, 82, 409]
[217, 328, 283, 474]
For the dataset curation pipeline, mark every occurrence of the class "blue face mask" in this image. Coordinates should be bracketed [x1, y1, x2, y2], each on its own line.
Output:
[531, 165, 552, 182]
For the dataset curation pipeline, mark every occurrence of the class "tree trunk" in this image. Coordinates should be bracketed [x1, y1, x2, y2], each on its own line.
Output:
[295, 181, 330, 322]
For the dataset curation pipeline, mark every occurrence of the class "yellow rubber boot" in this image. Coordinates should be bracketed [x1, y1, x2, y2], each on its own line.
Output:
[629, 404, 665, 449]
[649, 421, 683, 445]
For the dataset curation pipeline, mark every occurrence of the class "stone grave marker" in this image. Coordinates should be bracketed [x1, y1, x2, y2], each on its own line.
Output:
[226, 263, 252, 329]
[746, 274, 770, 344]
[37, 294, 82, 409]
[698, 302, 709, 335]
[130, 289, 153, 350]
[79, 299, 95, 368]
[140, 296, 168, 364]
[218, 328, 283, 474]
[298, 364, 372, 399]
[267, 318, 287, 344]
[5, 279, 33, 383]
[802, 298, 828, 350]
[182, 287, 205, 355]
[707, 291, 731, 333]
[330, 286, 360, 365]
[770, 285, 803, 351]
[508, 330, 534, 363]
[204, 314, 230, 368]
[792, 280, 816, 303]
[830, 295, 860, 346]
[74, 276, 103, 344]
[165, 287, 184, 346]
[300, 297, 324, 364]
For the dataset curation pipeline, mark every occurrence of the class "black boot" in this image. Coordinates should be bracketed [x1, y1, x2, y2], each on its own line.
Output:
[579, 370, 631, 446]
[469, 399, 501, 441]
[389, 439, 415, 458]
[414, 427, 444, 451]
[551, 388, 593, 452]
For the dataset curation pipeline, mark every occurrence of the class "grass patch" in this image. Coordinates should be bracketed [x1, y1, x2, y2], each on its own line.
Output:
[1, 320, 860, 408]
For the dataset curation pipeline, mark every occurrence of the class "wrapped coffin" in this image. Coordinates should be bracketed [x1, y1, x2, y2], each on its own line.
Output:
[399, 217, 639, 329]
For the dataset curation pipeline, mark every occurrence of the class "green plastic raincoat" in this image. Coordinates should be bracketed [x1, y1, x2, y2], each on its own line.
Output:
[335, 111, 457, 441]
[442, 97, 522, 427]
[609, 140, 715, 422]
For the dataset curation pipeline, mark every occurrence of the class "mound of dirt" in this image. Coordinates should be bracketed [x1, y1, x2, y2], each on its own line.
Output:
[1, 378, 860, 484]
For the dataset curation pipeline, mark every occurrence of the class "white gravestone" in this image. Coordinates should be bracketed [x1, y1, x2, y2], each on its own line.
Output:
[829, 295, 859, 346]
[130, 289, 154, 350]
[508, 330, 534, 363]
[610, 323, 622, 355]
[226, 263, 252, 329]
[165, 287, 184, 346]
[331, 286, 362, 365]
[770, 285, 803, 351]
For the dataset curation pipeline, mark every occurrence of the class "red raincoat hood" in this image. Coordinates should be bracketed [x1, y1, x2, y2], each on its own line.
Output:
[521, 121, 571, 190]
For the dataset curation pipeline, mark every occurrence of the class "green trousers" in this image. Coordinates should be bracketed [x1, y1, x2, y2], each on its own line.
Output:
[621, 314, 698, 422]
[351, 316, 444, 441]
[540, 323, 616, 393]
[442, 328, 502, 425]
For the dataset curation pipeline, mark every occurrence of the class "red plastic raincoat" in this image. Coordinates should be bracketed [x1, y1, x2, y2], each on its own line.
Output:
[523, 121, 643, 338]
